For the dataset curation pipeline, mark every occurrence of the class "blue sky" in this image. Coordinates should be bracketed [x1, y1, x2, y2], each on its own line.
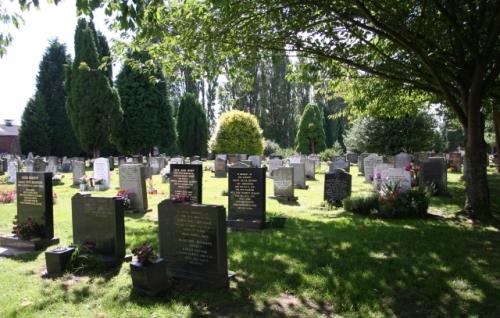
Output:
[0, 0, 116, 126]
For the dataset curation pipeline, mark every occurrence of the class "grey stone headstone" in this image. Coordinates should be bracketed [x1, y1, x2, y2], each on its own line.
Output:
[46, 156, 58, 175]
[324, 170, 352, 203]
[363, 154, 383, 182]
[33, 158, 47, 172]
[420, 157, 447, 195]
[305, 158, 316, 179]
[92, 157, 111, 190]
[119, 164, 148, 212]
[290, 163, 307, 189]
[268, 158, 283, 177]
[358, 153, 370, 175]
[394, 152, 411, 169]
[372, 163, 393, 191]
[24, 159, 34, 172]
[273, 167, 294, 199]
[380, 168, 412, 193]
[7, 160, 18, 183]
[308, 154, 321, 171]
[149, 157, 162, 175]
[248, 155, 262, 168]
[214, 157, 228, 178]
[346, 152, 358, 164]
[72, 160, 85, 186]
[329, 158, 350, 173]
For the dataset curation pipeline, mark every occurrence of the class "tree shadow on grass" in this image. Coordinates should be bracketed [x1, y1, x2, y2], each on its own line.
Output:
[117, 214, 500, 317]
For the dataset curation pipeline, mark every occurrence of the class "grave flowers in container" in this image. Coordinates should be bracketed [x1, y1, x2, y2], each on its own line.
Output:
[12, 216, 44, 240]
[116, 189, 134, 211]
[130, 243, 168, 296]
[78, 175, 89, 191]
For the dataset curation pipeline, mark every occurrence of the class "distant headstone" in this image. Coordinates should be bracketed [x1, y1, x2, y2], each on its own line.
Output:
[420, 157, 447, 195]
[92, 157, 111, 190]
[380, 168, 412, 193]
[108, 156, 115, 171]
[158, 200, 229, 287]
[119, 164, 148, 213]
[346, 152, 358, 164]
[413, 151, 433, 169]
[149, 157, 162, 175]
[46, 156, 58, 175]
[394, 152, 411, 169]
[33, 158, 47, 172]
[308, 154, 321, 171]
[324, 170, 352, 203]
[363, 154, 383, 182]
[228, 167, 267, 230]
[290, 163, 307, 189]
[170, 164, 203, 203]
[214, 156, 227, 178]
[358, 153, 370, 175]
[329, 158, 350, 173]
[273, 167, 295, 200]
[227, 154, 238, 165]
[288, 155, 303, 164]
[61, 157, 72, 172]
[170, 157, 184, 165]
[7, 160, 18, 183]
[118, 156, 126, 166]
[268, 158, 283, 177]
[72, 160, 85, 186]
[248, 155, 262, 168]
[372, 164, 392, 191]
[71, 193, 125, 260]
[448, 152, 462, 173]
[24, 159, 34, 172]
[305, 158, 315, 179]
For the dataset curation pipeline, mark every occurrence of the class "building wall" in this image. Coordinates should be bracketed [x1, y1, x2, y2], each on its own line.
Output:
[0, 136, 21, 154]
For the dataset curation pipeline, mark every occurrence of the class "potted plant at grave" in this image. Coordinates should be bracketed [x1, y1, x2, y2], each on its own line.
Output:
[12, 216, 44, 241]
[130, 243, 168, 296]
[116, 189, 134, 211]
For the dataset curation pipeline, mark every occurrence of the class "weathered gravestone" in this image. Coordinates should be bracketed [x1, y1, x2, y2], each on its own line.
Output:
[108, 157, 115, 171]
[394, 152, 411, 169]
[324, 170, 352, 204]
[248, 155, 262, 168]
[380, 168, 412, 193]
[61, 157, 72, 172]
[419, 157, 447, 195]
[273, 167, 296, 201]
[24, 159, 34, 172]
[288, 155, 303, 164]
[267, 158, 283, 178]
[33, 158, 47, 172]
[119, 164, 148, 213]
[46, 156, 58, 175]
[93, 157, 110, 190]
[358, 153, 370, 175]
[413, 151, 433, 169]
[170, 164, 203, 203]
[363, 154, 383, 182]
[227, 154, 239, 165]
[158, 200, 229, 287]
[71, 193, 125, 261]
[72, 160, 85, 186]
[228, 166, 267, 230]
[290, 163, 308, 189]
[7, 160, 18, 183]
[346, 152, 358, 164]
[0, 172, 59, 253]
[448, 152, 462, 173]
[214, 155, 227, 178]
[372, 163, 392, 191]
[0, 158, 4, 175]
[305, 158, 316, 179]
[118, 156, 126, 166]
[149, 157, 162, 175]
[329, 158, 350, 173]
[308, 154, 321, 171]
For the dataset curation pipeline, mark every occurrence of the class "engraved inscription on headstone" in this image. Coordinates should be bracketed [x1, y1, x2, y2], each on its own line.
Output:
[119, 164, 148, 212]
[273, 167, 295, 199]
[170, 164, 203, 203]
[420, 157, 447, 195]
[324, 170, 352, 203]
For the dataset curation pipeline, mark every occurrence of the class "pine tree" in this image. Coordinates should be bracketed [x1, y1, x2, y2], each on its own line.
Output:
[36, 39, 81, 156]
[19, 95, 51, 156]
[66, 19, 122, 158]
[295, 104, 326, 154]
[114, 52, 176, 154]
[176, 93, 208, 156]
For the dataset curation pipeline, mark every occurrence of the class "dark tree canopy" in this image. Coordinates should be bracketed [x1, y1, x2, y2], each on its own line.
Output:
[66, 18, 122, 158]
[295, 104, 326, 155]
[19, 94, 51, 156]
[176, 93, 208, 156]
[114, 51, 176, 155]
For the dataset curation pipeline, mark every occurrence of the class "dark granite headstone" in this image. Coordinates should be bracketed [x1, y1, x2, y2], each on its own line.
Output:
[119, 164, 148, 212]
[71, 193, 125, 260]
[170, 164, 203, 203]
[419, 157, 447, 195]
[346, 152, 358, 164]
[158, 200, 229, 287]
[228, 167, 267, 230]
[324, 170, 352, 203]
[108, 156, 115, 171]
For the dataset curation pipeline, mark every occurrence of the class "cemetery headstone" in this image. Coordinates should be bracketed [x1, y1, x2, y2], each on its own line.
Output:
[46, 156, 58, 175]
[72, 160, 85, 186]
[290, 163, 307, 189]
[346, 152, 358, 164]
[273, 167, 296, 201]
[305, 158, 316, 179]
[149, 157, 162, 175]
[363, 154, 383, 182]
[71, 193, 125, 261]
[228, 167, 267, 230]
[324, 170, 352, 204]
[119, 164, 148, 213]
[448, 152, 462, 173]
[267, 158, 283, 177]
[308, 154, 321, 171]
[394, 152, 411, 169]
[108, 156, 115, 171]
[380, 168, 412, 193]
[158, 200, 229, 287]
[24, 159, 34, 172]
[170, 164, 203, 203]
[248, 155, 262, 168]
[214, 157, 228, 178]
[7, 160, 18, 183]
[329, 158, 350, 173]
[358, 153, 370, 175]
[33, 158, 47, 172]
[419, 157, 447, 195]
[92, 157, 110, 190]
[372, 163, 392, 191]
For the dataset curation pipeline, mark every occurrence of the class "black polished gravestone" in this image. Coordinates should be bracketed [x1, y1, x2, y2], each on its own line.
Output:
[0, 172, 59, 252]
[71, 193, 125, 262]
[324, 170, 352, 204]
[170, 164, 203, 204]
[158, 200, 230, 287]
[419, 157, 448, 195]
[227, 167, 267, 230]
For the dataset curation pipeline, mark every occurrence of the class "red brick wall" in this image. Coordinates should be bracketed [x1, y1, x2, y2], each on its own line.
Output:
[0, 136, 20, 154]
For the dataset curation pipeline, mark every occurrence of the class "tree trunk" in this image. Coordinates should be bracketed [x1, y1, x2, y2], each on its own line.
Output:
[463, 106, 491, 221]
[493, 107, 500, 173]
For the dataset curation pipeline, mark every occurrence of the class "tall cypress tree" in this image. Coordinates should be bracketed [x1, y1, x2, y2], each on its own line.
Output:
[295, 104, 326, 154]
[19, 94, 51, 156]
[176, 93, 208, 156]
[114, 52, 176, 154]
[67, 19, 122, 158]
[36, 39, 81, 156]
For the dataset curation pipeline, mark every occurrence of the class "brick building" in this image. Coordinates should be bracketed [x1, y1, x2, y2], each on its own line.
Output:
[0, 120, 21, 155]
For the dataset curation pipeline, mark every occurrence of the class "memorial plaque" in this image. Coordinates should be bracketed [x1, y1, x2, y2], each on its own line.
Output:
[305, 158, 315, 179]
[158, 200, 228, 287]
[290, 163, 307, 189]
[273, 167, 295, 199]
[419, 157, 447, 195]
[72, 160, 85, 186]
[93, 157, 111, 190]
[324, 170, 352, 203]
[119, 164, 148, 212]
[71, 193, 125, 259]
[363, 154, 383, 182]
[358, 153, 370, 175]
[228, 167, 267, 230]
[170, 164, 203, 203]
[16, 172, 54, 238]
[394, 152, 411, 169]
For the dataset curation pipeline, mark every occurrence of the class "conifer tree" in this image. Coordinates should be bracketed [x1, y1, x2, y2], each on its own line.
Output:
[176, 93, 208, 156]
[19, 95, 51, 156]
[295, 104, 326, 154]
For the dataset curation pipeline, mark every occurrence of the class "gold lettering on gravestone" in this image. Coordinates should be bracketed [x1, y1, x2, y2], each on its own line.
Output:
[175, 209, 214, 266]
[233, 172, 259, 211]
[18, 175, 43, 206]
[171, 168, 198, 198]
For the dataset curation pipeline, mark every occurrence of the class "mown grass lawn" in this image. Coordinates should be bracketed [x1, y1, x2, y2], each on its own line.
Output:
[0, 163, 499, 317]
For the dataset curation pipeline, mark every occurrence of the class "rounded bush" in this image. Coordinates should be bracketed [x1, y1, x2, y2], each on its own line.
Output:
[211, 110, 264, 155]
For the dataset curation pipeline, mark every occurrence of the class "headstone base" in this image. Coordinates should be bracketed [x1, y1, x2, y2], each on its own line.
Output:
[169, 271, 235, 289]
[227, 220, 270, 231]
[0, 235, 59, 253]
[295, 185, 309, 190]
[269, 195, 298, 202]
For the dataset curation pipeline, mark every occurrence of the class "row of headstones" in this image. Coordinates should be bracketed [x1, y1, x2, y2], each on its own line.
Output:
[0, 172, 229, 287]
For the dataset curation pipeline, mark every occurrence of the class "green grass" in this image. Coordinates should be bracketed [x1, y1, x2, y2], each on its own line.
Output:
[0, 164, 499, 317]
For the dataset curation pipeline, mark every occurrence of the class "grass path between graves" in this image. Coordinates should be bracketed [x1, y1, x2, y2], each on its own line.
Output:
[0, 164, 499, 317]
